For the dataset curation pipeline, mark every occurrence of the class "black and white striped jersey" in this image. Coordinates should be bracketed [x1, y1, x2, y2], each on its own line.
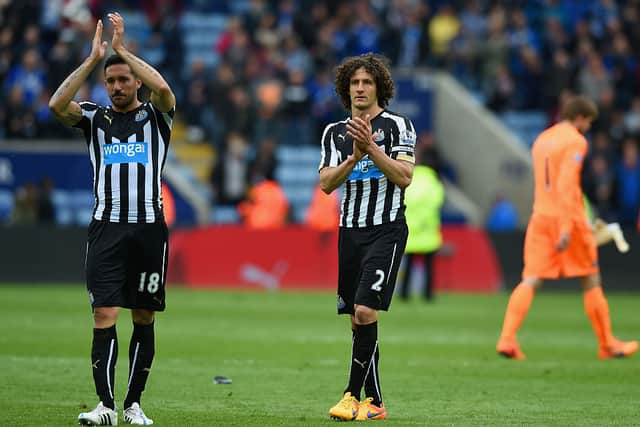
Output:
[319, 109, 416, 228]
[73, 101, 173, 223]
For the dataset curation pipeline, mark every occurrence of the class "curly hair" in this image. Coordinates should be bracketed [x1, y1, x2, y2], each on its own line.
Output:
[334, 53, 395, 111]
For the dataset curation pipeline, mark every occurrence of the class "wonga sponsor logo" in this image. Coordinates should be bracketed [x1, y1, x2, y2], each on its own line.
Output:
[103, 142, 148, 165]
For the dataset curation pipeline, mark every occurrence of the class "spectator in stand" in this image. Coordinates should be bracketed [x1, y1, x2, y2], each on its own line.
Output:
[486, 195, 519, 232]
[281, 68, 313, 145]
[616, 137, 640, 225]
[583, 152, 617, 222]
[4, 48, 46, 108]
[36, 176, 55, 224]
[4, 86, 37, 138]
[416, 131, 457, 184]
[237, 175, 289, 229]
[428, 4, 460, 67]
[623, 97, 640, 137]
[306, 184, 340, 232]
[486, 64, 514, 112]
[211, 132, 251, 206]
[11, 182, 38, 225]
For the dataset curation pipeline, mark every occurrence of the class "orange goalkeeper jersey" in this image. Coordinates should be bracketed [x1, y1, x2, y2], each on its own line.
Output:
[531, 122, 588, 234]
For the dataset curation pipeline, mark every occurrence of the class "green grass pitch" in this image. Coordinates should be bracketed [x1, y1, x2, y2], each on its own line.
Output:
[1, 284, 639, 426]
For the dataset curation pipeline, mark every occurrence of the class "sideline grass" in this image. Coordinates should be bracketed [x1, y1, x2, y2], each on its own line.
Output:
[1, 284, 638, 426]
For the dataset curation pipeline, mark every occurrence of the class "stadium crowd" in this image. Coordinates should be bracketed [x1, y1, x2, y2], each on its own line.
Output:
[2, 0, 640, 225]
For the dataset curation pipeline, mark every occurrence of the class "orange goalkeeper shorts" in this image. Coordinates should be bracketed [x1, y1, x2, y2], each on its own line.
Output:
[522, 214, 599, 279]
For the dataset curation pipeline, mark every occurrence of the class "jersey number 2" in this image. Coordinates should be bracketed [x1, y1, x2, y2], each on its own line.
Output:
[371, 269, 385, 292]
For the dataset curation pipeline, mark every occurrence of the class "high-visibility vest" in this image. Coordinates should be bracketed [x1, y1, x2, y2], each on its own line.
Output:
[238, 180, 289, 229]
[404, 166, 444, 253]
[305, 185, 340, 231]
[162, 182, 176, 227]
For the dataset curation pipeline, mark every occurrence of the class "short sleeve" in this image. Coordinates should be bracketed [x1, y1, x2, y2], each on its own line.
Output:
[150, 102, 174, 129]
[319, 123, 339, 171]
[72, 101, 100, 130]
[390, 118, 416, 164]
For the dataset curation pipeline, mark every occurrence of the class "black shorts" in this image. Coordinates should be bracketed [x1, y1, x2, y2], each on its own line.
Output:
[337, 221, 408, 314]
[86, 219, 169, 311]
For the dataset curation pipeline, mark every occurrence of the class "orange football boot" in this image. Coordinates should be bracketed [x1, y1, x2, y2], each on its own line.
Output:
[356, 398, 387, 421]
[598, 338, 639, 360]
[496, 338, 527, 360]
[329, 392, 359, 421]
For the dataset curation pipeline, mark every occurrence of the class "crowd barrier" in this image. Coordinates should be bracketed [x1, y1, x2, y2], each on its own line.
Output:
[4, 225, 639, 291]
[168, 224, 502, 292]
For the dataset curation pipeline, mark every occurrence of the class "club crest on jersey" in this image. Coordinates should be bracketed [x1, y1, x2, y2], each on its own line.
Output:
[135, 109, 148, 122]
[103, 142, 149, 165]
[373, 129, 385, 142]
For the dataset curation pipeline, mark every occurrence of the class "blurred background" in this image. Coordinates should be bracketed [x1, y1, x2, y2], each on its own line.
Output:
[2, 0, 640, 292]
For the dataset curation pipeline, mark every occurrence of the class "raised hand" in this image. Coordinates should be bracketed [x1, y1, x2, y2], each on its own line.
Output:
[89, 19, 108, 62]
[346, 114, 375, 154]
[108, 12, 126, 52]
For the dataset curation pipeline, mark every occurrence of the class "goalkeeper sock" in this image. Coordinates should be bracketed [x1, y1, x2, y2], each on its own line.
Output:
[498, 283, 534, 341]
[584, 286, 613, 349]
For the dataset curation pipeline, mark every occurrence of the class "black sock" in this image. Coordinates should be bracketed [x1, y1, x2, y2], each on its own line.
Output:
[92, 325, 118, 410]
[364, 344, 382, 407]
[345, 322, 378, 400]
[400, 255, 414, 299]
[124, 322, 155, 409]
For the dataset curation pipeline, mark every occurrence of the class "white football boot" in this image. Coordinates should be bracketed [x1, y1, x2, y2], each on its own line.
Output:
[78, 401, 118, 425]
[123, 403, 154, 425]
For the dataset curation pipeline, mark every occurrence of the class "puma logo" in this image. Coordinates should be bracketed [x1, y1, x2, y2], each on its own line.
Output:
[92, 360, 100, 369]
[104, 114, 112, 124]
[353, 358, 367, 369]
[143, 367, 151, 372]
[337, 133, 346, 141]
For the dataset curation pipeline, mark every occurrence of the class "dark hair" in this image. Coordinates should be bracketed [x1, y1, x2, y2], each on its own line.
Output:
[334, 53, 394, 111]
[103, 54, 131, 72]
[560, 95, 598, 121]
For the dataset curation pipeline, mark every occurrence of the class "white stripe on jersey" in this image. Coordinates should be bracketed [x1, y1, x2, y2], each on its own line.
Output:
[127, 133, 138, 221]
[373, 177, 388, 226]
[319, 119, 349, 171]
[358, 179, 371, 227]
[109, 159, 121, 222]
[94, 128, 107, 220]
[390, 186, 402, 222]
[156, 120, 166, 215]
[143, 121, 155, 222]
[344, 180, 357, 225]
[382, 111, 410, 135]
[329, 133, 339, 167]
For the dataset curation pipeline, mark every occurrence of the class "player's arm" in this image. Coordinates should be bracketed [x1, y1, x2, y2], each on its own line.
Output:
[49, 19, 107, 126]
[347, 115, 413, 188]
[318, 123, 364, 194]
[555, 139, 587, 251]
[320, 156, 360, 194]
[108, 12, 175, 112]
